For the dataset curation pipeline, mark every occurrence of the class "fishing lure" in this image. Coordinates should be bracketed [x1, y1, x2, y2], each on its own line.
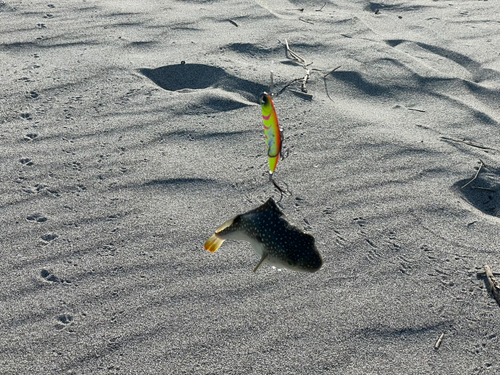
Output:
[259, 92, 282, 175]
[259, 92, 290, 200]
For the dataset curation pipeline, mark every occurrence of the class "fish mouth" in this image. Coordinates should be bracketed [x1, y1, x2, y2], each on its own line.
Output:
[306, 256, 324, 272]
[306, 262, 323, 273]
[295, 264, 323, 273]
[295, 255, 324, 273]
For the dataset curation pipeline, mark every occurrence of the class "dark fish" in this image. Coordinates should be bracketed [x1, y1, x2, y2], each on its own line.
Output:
[204, 198, 323, 273]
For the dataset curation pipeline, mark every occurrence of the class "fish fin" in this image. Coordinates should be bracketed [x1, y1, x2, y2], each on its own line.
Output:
[204, 234, 226, 253]
[215, 217, 235, 234]
[253, 253, 269, 273]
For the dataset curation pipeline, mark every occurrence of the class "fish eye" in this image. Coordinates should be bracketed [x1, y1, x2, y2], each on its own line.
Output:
[286, 259, 294, 266]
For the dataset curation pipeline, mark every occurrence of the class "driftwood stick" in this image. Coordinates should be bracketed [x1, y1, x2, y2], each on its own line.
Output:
[278, 40, 314, 96]
[316, 3, 327, 11]
[270, 69, 274, 95]
[275, 78, 302, 97]
[434, 333, 445, 350]
[483, 265, 500, 307]
[461, 160, 484, 189]
[285, 39, 307, 67]
[477, 271, 500, 277]
[440, 136, 496, 151]
[299, 17, 314, 25]
[301, 68, 310, 92]
[323, 65, 341, 78]
[290, 89, 313, 99]
[471, 186, 496, 192]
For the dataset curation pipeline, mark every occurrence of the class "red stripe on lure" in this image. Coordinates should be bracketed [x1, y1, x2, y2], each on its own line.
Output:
[259, 92, 281, 174]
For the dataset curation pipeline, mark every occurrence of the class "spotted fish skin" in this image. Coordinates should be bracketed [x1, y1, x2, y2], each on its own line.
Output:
[204, 198, 323, 273]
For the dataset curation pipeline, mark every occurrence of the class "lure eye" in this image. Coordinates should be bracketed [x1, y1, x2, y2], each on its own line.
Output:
[259, 93, 268, 105]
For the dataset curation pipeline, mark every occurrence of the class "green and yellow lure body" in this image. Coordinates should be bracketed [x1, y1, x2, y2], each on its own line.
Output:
[259, 92, 282, 174]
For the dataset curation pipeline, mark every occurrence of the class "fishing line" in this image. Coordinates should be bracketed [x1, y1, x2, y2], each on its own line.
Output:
[270, 173, 291, 202]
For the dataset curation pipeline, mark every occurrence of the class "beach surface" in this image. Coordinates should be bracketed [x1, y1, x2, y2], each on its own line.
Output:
[1, 0, 500, 373]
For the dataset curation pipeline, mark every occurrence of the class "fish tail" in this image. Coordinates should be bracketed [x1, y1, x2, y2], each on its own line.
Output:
[204, 234, 226, 253]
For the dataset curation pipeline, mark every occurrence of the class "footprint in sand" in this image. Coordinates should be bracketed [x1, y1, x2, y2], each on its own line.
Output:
[40, 269, 72, 285]
[71, 161, 82, 171]
[40, 233, 58, 244]
[27, 213, 47, 223]
[24, 133, 38, 141]
[20, 158, 34, 166]
[23, 184, 60, 197]
[55, 314, 74, 330]
[40, 269, 60, 283]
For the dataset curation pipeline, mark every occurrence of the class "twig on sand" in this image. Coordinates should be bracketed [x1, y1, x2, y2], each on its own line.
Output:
[323, 66, 342, 103]
[285, 40, 313, 94]
[299, 17, 314, 25]
[323, 65, 341, 78]
[440, 136, 496, 151]
[285, 39, 309, 67]
[270, 69, 274, 95]
[302, 68, 310, 93]
[316, 3, 327, 11]
[461, 159, 484, 189]
[290, 89, 313, 99]
[282, 40, 340, 98]
[275, 78, 302, 97]
[480, 265, 500, 307]
[477, 270, 500, 277]
[301, 69, 310, 92]
[434, 333, 445, 350]
[471, 186, 496, 192]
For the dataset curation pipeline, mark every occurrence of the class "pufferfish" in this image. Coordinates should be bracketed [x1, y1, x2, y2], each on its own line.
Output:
[204, 198, 323, 273]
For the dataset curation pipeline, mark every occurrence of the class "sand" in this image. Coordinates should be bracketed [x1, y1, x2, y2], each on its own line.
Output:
[1, 0, 500, 373]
